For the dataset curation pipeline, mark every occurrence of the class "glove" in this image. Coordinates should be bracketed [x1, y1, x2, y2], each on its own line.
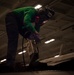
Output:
[33, 33, 41, 43]
[28, 33, 41, 43]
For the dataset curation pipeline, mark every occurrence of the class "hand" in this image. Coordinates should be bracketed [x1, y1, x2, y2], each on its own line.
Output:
[27, 31, 41, 43]
[33, 33, 41, 43]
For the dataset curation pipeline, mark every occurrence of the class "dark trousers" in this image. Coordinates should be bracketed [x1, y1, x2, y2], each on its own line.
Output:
[5, 13, 19, 65]
[5, 12, 40, 66]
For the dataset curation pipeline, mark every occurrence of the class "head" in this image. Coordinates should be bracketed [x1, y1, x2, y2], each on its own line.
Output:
[37, 7, 55, 21]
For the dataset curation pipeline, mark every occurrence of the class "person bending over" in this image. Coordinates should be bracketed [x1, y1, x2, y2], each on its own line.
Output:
[5, 6, 55, 67]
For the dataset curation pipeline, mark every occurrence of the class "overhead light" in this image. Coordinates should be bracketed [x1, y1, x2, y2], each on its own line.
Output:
[0, 59, 7, 63]
[43, 20, 48, 24]
[45, 39, 55, 44]
[54, 55, 60, 58]
[34, 4, 42, 9]
[18, 50, 26, 55]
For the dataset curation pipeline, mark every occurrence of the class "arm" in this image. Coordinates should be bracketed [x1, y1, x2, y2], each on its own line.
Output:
[35, 16, 43, 32]
[35, 22, 41, 32]
[23, 8, 37, 33]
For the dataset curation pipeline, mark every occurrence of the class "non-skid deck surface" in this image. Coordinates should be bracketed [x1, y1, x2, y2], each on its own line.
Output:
[0, 70, 74, 75]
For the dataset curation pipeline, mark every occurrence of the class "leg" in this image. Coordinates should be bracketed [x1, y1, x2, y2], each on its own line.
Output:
[5, 13, 19, 66]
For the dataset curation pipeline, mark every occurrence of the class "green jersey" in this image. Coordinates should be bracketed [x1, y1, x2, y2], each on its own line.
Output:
[12, 6, 37, 33]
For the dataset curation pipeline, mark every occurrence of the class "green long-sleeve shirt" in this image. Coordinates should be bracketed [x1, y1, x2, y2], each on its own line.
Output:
[12, 6, 37, 33]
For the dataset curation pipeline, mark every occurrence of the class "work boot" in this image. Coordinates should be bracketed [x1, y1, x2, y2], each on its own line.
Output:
[29, 53, 39, 66]
[0, 62, 16, 72]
